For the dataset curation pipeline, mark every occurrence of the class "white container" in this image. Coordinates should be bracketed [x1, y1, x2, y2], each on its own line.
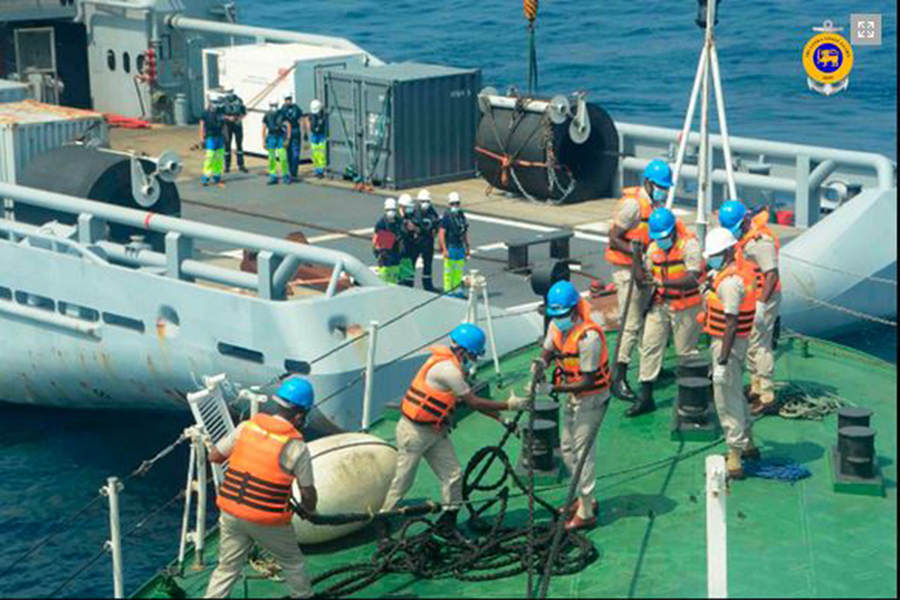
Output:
[0, 80, 31, 104]
[0, 100, 108, 184]
[203, 42, 368, 157]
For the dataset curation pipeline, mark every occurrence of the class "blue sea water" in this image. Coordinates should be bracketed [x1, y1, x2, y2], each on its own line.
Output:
[0, 1, 895, 598]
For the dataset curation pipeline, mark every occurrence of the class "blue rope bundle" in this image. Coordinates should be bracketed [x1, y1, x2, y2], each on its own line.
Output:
[743, 457, 811, 483]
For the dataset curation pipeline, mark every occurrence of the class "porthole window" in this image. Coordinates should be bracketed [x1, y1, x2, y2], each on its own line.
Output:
[136, 53, 146, 74]
[106, 50, 116, 71]
[123, 51, 131, 74]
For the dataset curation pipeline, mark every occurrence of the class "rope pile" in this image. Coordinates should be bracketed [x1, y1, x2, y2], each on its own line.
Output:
[308, 419, 597, 598]
[776, 382, 852, 420]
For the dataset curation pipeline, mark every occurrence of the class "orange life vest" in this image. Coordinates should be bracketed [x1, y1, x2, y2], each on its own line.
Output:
[737, 210, 782, 296]
[401, 346, 463, 428]
[217, 413, 303, 526]
[701, 260, 757, 338]
[551, 299, 612, 397]
[647, 220, 703, 311]
[605, 187, 652, 267]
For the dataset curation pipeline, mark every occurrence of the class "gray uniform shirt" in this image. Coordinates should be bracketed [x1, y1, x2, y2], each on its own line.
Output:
[217, 418, 315, 487]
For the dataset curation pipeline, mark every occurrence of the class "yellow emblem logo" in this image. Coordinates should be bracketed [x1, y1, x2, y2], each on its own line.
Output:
[803, 21, 854, 96]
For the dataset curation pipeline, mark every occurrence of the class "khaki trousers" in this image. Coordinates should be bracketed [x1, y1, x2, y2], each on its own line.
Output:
[205, 513, 312, 599]
[560, 391, 610, 519]
[747, 294, 781, 397]
[639, 302, 702, 382]
[612, 267, 650, 364]
[711, 337, 752, 451]
[381, 417, 463, 512]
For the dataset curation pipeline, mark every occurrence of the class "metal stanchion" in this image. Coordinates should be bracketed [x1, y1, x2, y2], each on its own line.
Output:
[102, 477, 125, 599]
[362, 320, 380, 431]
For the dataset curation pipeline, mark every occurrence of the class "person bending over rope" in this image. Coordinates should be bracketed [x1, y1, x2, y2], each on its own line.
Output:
[205, 378, 318, 599]
[380, 323, 528, 531]
[533, 281, 613, 531]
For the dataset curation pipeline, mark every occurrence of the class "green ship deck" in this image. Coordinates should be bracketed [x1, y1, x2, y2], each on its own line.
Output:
[135, 335, 897, 599]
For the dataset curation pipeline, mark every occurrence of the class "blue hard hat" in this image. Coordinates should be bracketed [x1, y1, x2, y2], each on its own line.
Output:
[718, 200, 747, 236]
[450, 323, 486, 357]
[643, 159, 673, 189]
[546, 280, 581, 317]
[275, 377, 315, 411]
[649, 208, 677, 240]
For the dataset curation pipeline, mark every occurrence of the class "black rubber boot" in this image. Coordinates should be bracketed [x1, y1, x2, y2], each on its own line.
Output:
[612, 362, 638, 402]
[625, 382, 656, 418]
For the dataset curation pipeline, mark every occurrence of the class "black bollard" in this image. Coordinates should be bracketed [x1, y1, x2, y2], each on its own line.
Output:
[837, 426, 877, 479]
[678, 355, 711, 380]
[676, 377, 712, 424]
[534, 400, 560, 450]
[832, 423, 883, 496]
[516, 419, 559, 475]
[837, 407, 873, 430]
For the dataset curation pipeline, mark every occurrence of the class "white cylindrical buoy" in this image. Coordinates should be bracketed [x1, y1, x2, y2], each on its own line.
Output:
[292, 433, 397, 545]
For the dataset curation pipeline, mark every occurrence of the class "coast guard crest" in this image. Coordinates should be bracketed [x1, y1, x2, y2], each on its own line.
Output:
[803, 20, 854, 96]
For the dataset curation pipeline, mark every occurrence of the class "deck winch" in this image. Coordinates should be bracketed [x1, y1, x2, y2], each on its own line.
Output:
[475, 90, 619, 204]
[16, 146, 182, 251]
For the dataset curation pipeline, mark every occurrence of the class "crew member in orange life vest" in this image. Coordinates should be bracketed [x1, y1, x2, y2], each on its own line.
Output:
[630, 208, 704, 417]
[205, 378, 318, 599]
[702, 228, 761, 480]
[380, 323, 529, 529]
[719, 200, 782, 415]
[605, 159, 674, 402]
[532, 280, 613, 531]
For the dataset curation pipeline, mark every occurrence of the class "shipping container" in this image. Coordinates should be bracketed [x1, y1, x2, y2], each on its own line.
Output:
[323, 62, 481, 189]
[202, 42, 369, 157]
[0, 100, 108, 184]
[0, 80, 31, 104]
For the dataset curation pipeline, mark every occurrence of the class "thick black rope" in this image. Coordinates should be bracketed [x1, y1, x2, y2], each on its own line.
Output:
[308, 426, 597, 598]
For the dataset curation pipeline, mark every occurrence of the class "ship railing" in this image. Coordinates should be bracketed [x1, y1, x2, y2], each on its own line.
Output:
[614, 121, 896, 228]
[0, 182, 383, 299]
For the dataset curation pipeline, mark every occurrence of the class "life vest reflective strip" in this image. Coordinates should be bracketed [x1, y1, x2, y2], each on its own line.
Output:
[605, 187, 652, 266]
[216, 414, 302, 526]
[737, 210, 782, 295]
[401, 346, 462, 427]
[702, 261, 757, 338]
[648, 221, 702, 311]
[551, 299, 612, 396]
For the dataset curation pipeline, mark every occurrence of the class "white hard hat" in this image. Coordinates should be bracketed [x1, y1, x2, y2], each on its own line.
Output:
[207, 89, 222, 102]
[269, 99, 279, 107]
[398, 194, 414, 208]
[310, 99, 323, 114]
[448, 191, 461, 205]
[384, 197, 398, 211]
[703, 227, 738, 259]
[417, 189, 432, 202]
[284, 93, 293, 100]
